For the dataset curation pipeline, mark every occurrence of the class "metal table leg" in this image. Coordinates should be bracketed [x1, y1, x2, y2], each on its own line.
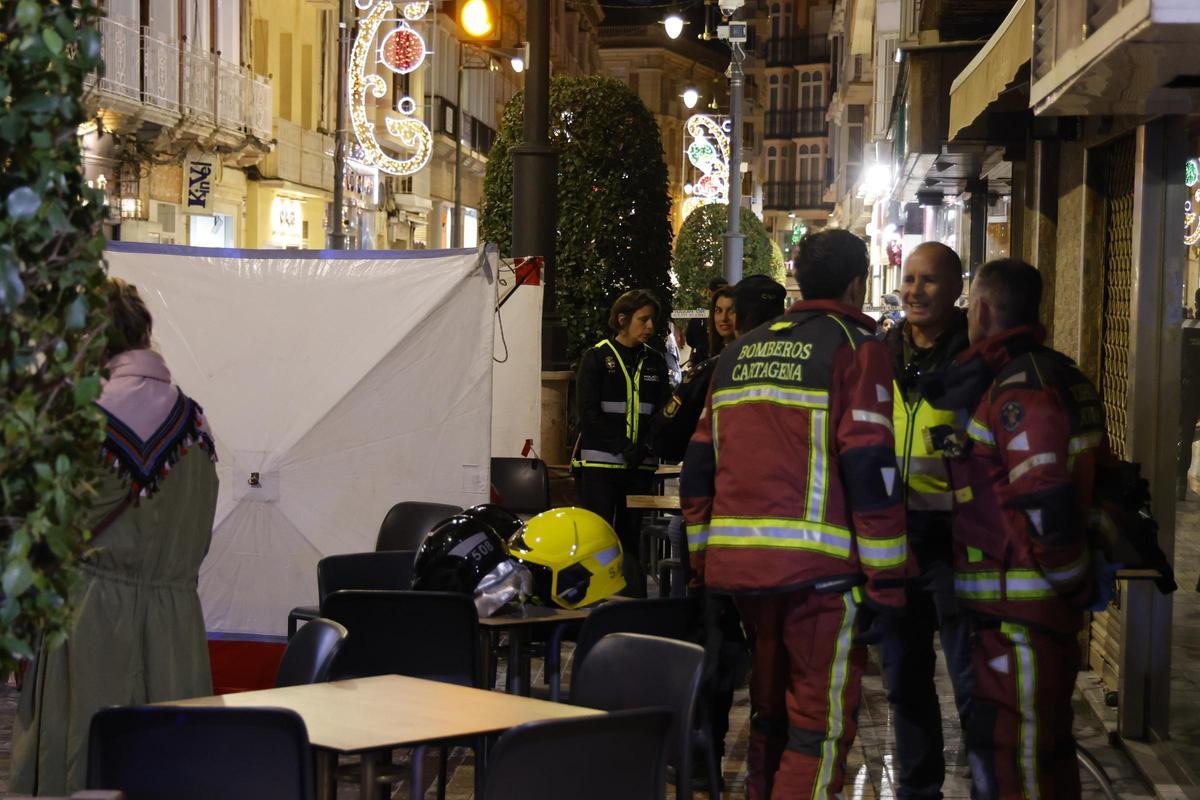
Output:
[314, 749, 337, 800]
[1077, 743, 1119, 800]
[505, 627, 532, 695]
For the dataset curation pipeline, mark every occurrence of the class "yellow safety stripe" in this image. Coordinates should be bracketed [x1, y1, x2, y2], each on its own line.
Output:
[706, 516, 852, 558]
[857, 533, 908, 569]
[712, 383, 830, 411]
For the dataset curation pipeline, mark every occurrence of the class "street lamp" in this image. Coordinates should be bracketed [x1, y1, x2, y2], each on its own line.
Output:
[682, 87, 700, 108]
[459, 0, 495, 38]
[663, 13, 685, 39]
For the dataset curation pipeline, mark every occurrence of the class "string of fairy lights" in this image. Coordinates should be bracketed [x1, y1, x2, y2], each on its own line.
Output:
[348, 0, 434, 177]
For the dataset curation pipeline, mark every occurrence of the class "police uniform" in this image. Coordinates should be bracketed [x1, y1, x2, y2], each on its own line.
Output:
[682, 300, 910, 799]
[573, 337, 669, 597]
[879, 312, 975, 799]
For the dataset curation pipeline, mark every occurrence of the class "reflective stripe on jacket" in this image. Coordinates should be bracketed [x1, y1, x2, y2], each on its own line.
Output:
[893, 387, 957, 513]
[573, 338, 668, 471]
[680, 300, 911, 607]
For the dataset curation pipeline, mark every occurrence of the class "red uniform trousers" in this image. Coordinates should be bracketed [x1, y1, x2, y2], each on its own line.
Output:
[967, 622, 1081, 800]
[734, 589, 864, 800]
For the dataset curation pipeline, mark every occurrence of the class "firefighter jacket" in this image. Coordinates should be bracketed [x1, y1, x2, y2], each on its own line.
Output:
[680, 300, 911, 608]
[883, 311, 970, 547]
[573, 338, 670, 471]
[937, 326, 1101, 635]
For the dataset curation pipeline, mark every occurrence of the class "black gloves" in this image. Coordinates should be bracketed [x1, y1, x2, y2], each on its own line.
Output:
[622, 440, 649, 467]
[852, 602, 899, 647]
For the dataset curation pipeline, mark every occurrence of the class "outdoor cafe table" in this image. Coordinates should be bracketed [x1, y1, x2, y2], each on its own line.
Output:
[479, 604, 591, 696]
[159, 674, 603, 800]
[626, 494, 682, 511]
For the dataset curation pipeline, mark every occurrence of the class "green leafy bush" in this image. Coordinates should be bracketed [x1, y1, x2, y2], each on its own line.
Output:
[672, 204, 787, 309]
[0, 0, 110, 670]
[480, 74, 672, 366]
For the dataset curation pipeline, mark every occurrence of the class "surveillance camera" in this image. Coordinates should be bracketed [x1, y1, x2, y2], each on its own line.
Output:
[717, 0, 745, 16]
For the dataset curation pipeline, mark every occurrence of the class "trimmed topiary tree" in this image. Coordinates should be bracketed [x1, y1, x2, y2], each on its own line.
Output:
[480, 74, 672, 366]
[672, 204, 787, 310]
[0, 0, 111, 670]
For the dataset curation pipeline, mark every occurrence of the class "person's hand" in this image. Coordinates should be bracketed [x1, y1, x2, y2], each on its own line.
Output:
[852, 602, 898, 646]
[622, 440, 648, 466]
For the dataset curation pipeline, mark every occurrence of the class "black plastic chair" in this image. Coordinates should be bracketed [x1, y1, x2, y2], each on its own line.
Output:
[87, 706, 313, 800]
[321, 589, 482, 685]
[287, 550, 417, 638]
[571, 633, 705, 800]
[322, 590, 483, 799]
[375, 501, 463, 551]
[275, 617, 348, 687]
[482, 708, 673, 800]
[489, 457, 551, 516]
[548, 597, 698, 701]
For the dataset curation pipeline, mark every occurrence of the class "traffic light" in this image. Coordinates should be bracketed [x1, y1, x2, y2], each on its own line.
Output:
[453, 0, 501, 46]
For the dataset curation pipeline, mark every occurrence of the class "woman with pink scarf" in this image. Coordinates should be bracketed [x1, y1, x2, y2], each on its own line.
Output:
[11, 278, 219, 795]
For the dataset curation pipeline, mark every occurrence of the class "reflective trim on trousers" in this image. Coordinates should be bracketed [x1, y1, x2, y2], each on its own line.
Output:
[815, 591, 858, 797]
[1003, 622, 1041, 800]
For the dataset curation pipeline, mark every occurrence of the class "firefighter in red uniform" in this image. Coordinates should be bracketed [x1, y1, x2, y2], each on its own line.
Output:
[932, 259, 1101, 799]
[681, 230, 910, 799]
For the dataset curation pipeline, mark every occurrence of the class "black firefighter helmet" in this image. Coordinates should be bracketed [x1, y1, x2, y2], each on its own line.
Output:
[412, 513, 531, 615]
[461, 503, 524, 541]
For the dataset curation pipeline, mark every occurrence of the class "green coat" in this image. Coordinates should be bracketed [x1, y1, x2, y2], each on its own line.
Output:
[10, 445, 217, 795]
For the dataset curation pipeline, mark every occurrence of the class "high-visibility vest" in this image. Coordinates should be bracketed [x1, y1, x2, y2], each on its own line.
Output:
[573, 339, 661, 471]
[893, 380, 956, 513]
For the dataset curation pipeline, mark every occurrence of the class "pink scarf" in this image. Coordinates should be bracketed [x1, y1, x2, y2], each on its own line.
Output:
[97, 349, 184, 441]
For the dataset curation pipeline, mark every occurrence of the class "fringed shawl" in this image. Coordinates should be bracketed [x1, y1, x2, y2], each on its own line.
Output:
[96, 349, 216, 499]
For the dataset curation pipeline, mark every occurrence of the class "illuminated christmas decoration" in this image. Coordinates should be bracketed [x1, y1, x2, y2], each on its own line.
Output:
[402, 1, 430, 19]
[1187, 158, 1200, 247]
[681, 114, 730, 221]
[349, 1, 433, 176]
[380, 24, 425, 74]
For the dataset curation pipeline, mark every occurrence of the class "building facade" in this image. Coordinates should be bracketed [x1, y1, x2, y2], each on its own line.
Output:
[749, 0, 836, 257]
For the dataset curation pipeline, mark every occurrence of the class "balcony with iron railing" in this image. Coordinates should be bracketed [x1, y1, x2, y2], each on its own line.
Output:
[86, 15, 272, 143]
[764, 107, 829, 139]
[762, 36, 830, 67]
[763, 180, 832, 211]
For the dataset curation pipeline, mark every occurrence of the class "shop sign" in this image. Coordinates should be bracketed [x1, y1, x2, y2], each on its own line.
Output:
[184, 152, 222, 214]
[1186, 158, 1200, 247]
[271, 196, 304, 248]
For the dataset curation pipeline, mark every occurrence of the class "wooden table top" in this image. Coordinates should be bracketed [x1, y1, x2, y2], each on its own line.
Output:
[655, 464, 682, 477]
[478, 603, 591, 627]
[626, 494, 682, 510]
[159, 675, 602, 754]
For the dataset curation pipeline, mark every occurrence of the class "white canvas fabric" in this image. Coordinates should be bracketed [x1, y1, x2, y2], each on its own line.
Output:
[106, 243, 495, 637]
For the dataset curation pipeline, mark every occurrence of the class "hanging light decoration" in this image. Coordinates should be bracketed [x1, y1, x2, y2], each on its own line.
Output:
[681, 114, 730, 221]
[349, 0, 433, 176]
[380, 23, 425, 74]
[682, 87, 700, 108]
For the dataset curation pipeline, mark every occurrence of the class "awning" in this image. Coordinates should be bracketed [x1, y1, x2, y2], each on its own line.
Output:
[947, 0, 1032, 141]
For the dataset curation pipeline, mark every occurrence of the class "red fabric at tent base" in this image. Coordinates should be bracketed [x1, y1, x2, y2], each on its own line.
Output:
[208, 639, 286, 694]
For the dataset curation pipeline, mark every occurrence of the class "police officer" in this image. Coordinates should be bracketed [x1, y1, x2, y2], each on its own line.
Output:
[682, 231, 909, 799]
[573, 289, 670, 597]
[936, 259, 1102, 798]
[879, 242, 974, 799]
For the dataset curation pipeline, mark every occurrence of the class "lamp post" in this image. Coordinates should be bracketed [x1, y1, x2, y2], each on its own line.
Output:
[722, 19, 745, 283]
[329, 0, 351, 249]
[511, 0, 562, 369]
